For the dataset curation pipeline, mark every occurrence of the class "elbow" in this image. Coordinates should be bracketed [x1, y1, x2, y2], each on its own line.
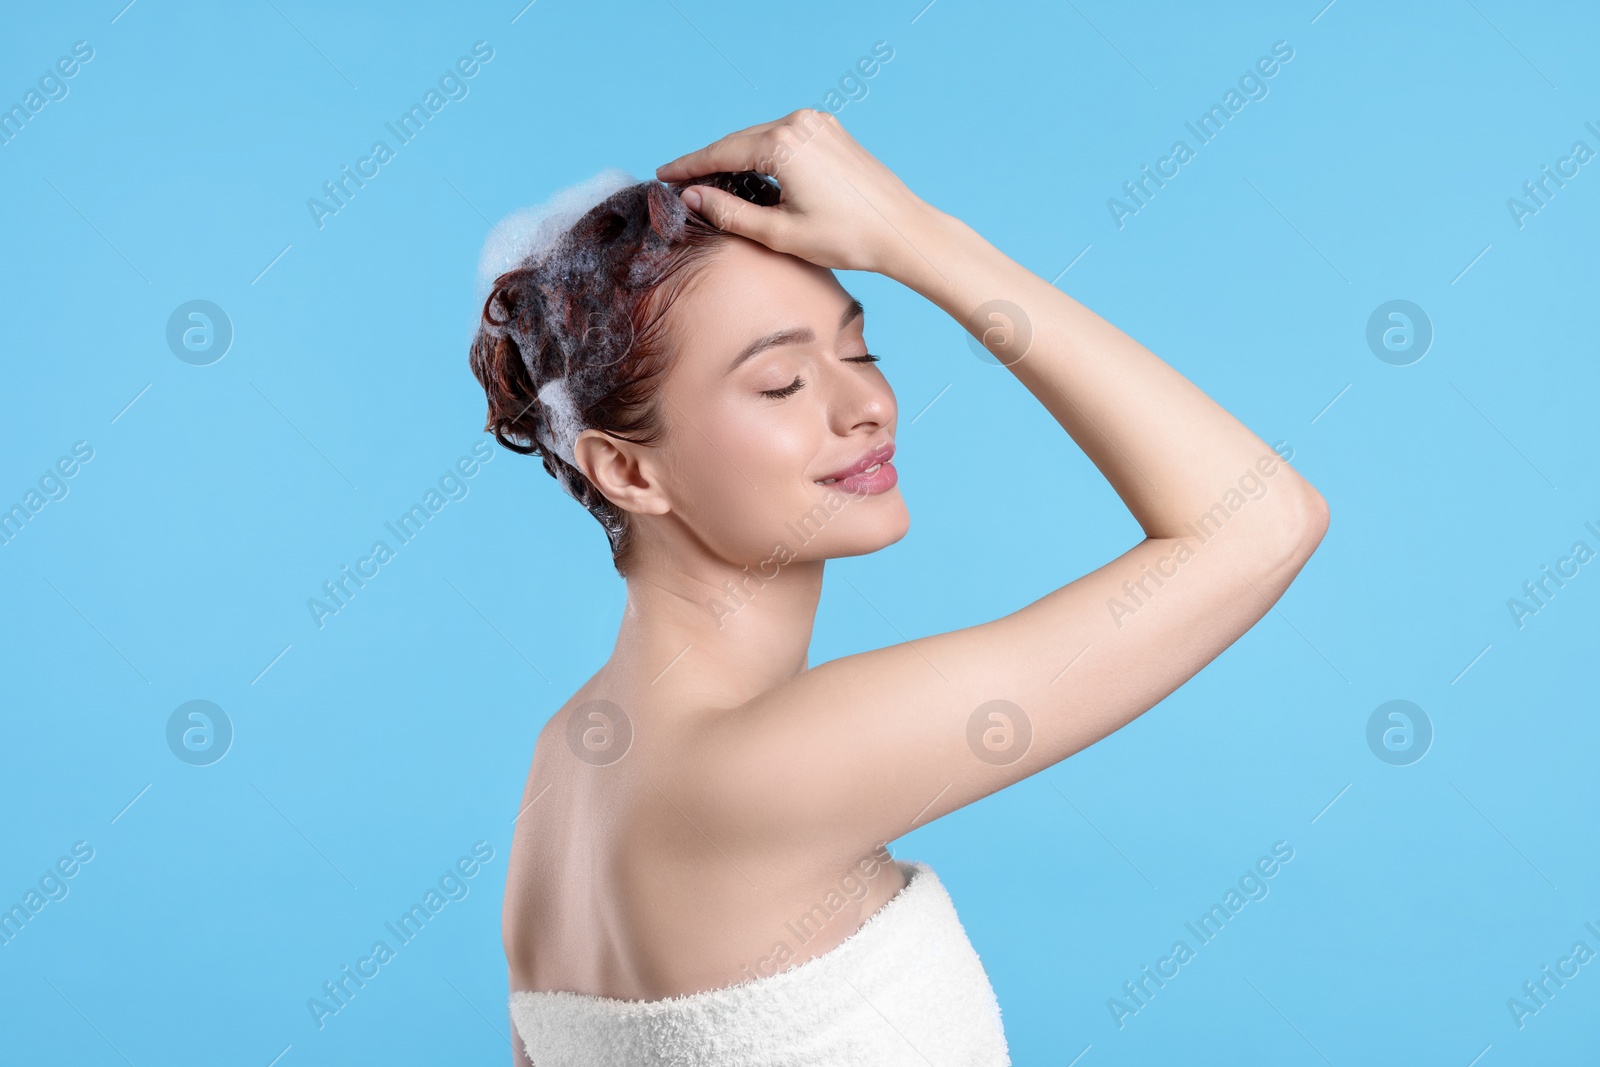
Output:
[1281, 485, 1330, 564]
[1243, 484, 1328, 573]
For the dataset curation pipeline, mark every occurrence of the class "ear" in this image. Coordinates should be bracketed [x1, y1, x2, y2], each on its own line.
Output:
[573, 429, 671, 517]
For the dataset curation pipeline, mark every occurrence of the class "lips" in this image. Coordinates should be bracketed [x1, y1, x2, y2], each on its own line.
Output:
[815, 441, 895, 485]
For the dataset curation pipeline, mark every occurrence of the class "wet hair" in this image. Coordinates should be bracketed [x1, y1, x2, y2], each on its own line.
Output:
[468, 171, 782, 577]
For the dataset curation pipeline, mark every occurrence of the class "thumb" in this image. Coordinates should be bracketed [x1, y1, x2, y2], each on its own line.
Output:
[681, 185, 781, 245]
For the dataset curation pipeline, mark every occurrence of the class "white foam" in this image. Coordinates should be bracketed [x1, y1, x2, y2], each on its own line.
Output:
[535, 375, 584, 468]
[472, 166, 639, 308]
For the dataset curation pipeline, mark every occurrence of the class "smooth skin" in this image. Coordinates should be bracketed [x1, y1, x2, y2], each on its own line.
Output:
[503, 109, 1328, 1064]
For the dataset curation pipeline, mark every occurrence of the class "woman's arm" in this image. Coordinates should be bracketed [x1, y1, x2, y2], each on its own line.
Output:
[891, 201, 1324, 546]
[658, 111, 1328, 867]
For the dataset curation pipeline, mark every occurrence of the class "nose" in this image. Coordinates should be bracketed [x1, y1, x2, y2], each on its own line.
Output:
[825, 358, 895, 436]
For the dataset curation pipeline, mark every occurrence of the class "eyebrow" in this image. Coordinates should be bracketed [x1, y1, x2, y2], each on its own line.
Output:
[725, 297, 865, 375]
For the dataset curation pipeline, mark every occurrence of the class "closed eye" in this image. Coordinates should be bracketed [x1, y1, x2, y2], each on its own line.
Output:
[759, 354, 881, 400]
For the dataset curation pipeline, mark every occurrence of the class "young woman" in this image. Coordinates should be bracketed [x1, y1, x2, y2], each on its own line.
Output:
[469, 109, 1329, 1066]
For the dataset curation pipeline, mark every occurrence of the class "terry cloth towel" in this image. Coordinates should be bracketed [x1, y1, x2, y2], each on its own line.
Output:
[509, 858, 1011, 1066]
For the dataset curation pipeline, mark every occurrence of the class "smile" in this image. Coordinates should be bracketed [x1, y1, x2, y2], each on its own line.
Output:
[817, 461, 882, 485]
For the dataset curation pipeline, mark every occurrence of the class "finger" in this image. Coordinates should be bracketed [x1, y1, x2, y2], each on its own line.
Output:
[681, 184, 785, 247]
[655, 130, 773, 183]
[654, 110, 826, 181]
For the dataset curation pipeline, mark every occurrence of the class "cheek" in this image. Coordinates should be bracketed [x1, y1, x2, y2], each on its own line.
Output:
[678, 407, 816, 534]
[707, 396, 813, 482]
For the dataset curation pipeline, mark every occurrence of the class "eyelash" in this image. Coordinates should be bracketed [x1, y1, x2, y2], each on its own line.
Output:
[760, 354, 881, 399]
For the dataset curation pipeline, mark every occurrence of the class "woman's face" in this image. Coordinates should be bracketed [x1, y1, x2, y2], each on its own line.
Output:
[645, 235, 908, 567]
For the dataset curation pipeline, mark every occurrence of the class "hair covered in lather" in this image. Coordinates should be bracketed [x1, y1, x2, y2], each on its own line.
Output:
[468, 168, 783, 576]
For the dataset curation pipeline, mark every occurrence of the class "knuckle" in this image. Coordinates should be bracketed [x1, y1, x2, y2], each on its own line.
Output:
[769, 141, 796, 169]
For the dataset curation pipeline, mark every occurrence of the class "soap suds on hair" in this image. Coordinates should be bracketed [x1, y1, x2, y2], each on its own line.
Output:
[472, 166, 638, 309]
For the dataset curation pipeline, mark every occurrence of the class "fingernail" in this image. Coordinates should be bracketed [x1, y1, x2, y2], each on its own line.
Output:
[681, 187, 702, 211]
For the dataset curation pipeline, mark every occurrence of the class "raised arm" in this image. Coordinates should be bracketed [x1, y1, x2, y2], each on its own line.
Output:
[895, 203, 1321, 546]
[657, 110, 1328, 866]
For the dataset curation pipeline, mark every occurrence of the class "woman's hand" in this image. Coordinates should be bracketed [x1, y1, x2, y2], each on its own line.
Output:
[654, 109, 933, 276]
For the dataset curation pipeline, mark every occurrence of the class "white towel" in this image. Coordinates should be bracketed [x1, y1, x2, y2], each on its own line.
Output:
[510, 859, 1011, 1066]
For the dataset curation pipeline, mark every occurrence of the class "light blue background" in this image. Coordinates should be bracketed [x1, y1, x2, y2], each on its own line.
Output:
[2, 1, 1596, 1064]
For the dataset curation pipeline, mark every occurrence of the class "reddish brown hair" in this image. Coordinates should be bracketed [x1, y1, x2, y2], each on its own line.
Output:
[468, 171, 781, 577]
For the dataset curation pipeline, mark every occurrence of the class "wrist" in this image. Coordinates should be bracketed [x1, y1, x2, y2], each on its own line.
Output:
[875, 201, 983, 298]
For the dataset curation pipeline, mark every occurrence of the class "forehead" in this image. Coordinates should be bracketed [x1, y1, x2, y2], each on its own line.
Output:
[663, 238, 854, 364]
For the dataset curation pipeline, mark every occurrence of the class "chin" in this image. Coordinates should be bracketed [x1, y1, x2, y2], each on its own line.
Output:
[818, 499, 911, 559]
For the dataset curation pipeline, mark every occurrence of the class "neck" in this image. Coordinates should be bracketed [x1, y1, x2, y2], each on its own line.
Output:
[605, 548, 823, 709]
